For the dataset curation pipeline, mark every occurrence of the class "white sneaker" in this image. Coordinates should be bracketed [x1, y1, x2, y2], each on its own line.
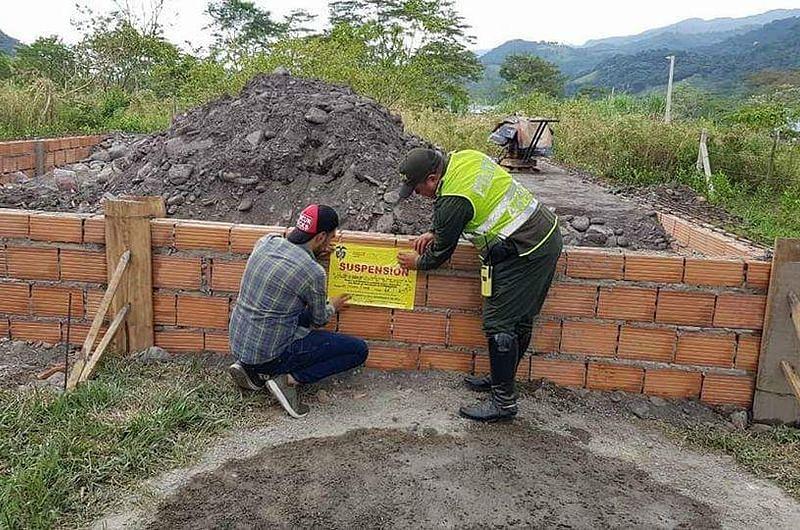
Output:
[266, 375, 309, 419]
[228, 362, 264, 391]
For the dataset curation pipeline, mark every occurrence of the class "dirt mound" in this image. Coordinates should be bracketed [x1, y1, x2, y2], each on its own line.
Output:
[0, 73, 434, 234]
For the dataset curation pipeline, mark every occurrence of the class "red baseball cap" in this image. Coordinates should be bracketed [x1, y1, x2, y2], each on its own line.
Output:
[287, 204, 340, 244]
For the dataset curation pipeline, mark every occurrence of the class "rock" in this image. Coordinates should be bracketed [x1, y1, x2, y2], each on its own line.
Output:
[168, 164, 193, 184]
[273, 66, 291, 76]
[610, 390, 625, 403]
[136, 346, 170, 362]
[263, 130, 277, 140]
[107, 144, 130, 161]
[584, 227, 608, 246]
[630, 402, 651, 419]
[649, 396, 667, 407]
[571, 216, 590, 232]
[317, 389, 331, 404]
[730, 410, 748, 430]
[305, 107, 329, 124]
[696, 196, 707, 204]
[2, 171, 28, 183]
[749, 423, 772, 434]
[164, 138, 186, 157]
[383, 190, 401, 204]
[246, 130, 264, 147]
[233, 176, 259, 186]
[237, 197, 254, 212]
[614, 228, 624, 236]
[589, 217, 606, 225]
[53, 169, 78, 191]
[617, 236, 630, 247]
[46, 371, 65, 387]
[220, 171, 241, 183]
[90, 149, 111, 162]
[166, 194, 185, 206]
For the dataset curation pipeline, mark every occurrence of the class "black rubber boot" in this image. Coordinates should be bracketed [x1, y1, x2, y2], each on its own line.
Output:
[460, 333, 519, 422]
[463, 330, 531, 392]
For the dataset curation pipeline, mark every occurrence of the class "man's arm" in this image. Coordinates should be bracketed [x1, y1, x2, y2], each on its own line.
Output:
[305, 271, 335, 327]
[416, 196, 474, 271]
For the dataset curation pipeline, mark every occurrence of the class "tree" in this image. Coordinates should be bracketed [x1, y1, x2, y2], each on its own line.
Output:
[500, 54, 564, 97]
[13, 37, 77, 88]
[0, 53, 11, 80]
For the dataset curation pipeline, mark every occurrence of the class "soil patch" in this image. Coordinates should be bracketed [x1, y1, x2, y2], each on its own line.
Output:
[149, 424, 719, 529]
[0, 338, 73, 390]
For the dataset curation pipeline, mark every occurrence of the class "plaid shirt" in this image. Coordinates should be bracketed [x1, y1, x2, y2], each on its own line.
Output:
[229, 235, 334, 364]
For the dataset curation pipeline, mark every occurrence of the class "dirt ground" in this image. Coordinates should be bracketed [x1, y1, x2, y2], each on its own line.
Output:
[93, 369, 800, 530]
[0, 338, 74, 390]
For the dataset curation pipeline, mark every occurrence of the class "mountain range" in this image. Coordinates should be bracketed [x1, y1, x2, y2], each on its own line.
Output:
[473, 8, 800, 99]
[0, 29, 18, 55]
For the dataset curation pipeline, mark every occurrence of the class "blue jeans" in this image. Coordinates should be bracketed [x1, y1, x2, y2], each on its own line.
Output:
[243, 310, 369, 384]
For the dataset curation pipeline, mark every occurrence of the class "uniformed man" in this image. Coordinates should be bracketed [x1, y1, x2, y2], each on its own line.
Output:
[396, 148, 562, 422]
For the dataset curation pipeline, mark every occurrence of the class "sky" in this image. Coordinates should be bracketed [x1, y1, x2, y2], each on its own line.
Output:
[3, 0, 800, 51]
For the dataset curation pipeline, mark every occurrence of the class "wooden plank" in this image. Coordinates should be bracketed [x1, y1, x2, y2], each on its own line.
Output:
[790, 290, 800, 346]
[78, 304, 129, 383]
[781, 361, 800, 406]
[754, 238, 800, 422]
[104, 197, 163, 354]
[753, 391, 800, 424]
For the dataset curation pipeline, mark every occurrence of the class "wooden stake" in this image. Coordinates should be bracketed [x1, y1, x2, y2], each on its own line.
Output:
[696, 129, 713, 194]
[78, 304, 130, 384]
[780, 361, 800, 406]
[789, 290, 800, 346]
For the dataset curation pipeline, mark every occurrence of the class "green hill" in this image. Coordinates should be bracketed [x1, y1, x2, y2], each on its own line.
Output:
[0, 29, 19, 55]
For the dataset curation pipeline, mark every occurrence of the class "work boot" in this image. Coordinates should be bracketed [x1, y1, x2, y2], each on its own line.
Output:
[463, 330, 531, 393]
[460, 333, 519, 422]
[228, 361, 265, 391]
[266, 374, 309, 419]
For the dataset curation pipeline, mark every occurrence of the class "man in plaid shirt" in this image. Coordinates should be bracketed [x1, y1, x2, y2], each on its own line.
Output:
[228, 204, 368, 418]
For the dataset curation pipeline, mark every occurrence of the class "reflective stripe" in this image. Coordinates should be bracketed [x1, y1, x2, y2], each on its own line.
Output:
[498, 198, 540, 238]
[474, 182, 519, 234]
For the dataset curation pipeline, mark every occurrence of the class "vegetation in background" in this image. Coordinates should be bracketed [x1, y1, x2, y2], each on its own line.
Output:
[499, 53, 564, 98]
[0, 360, 268, 529]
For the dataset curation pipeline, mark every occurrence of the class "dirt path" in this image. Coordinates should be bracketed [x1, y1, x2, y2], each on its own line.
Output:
[93, 370, 800, 530]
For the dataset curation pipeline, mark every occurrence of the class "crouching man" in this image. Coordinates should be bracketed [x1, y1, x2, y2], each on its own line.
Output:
[228, 204, 369, 418]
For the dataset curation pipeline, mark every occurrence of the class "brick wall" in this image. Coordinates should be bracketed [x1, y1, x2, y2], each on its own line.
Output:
[658, 212, 766, 259]
[0, 209, 771, 408]
[0, 135, 104, 180]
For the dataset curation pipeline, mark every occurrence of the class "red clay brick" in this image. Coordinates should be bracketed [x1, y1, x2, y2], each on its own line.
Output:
[85, 290, 105, 320]
[29, 213, 82, 243]
[532, 320, 561, 353]
[419, 347, 472, 373]
[229, 225, 284, 254]
[152, 256, 202, 289]
[566, 250, 624, 280]
[0, 317, 8, 338]
[336, 230, 395, 247]
[60, 249, 107, 282]
[560, 320, 618, 357]
[177, 295, 229, 329]
[448, 313, 484, 348]
[474, 354, 530, 381]
[426, 275, 482, 311]
[597, 286, 657, 321]
[10, 320, 60, 343]
[745, 261, 771, 290]
[713, 294, 766, 330]
[153, 293, 177, 325]
[0, 209, 29, 238]
[150, 219, 176, 247]
[701, 374, 754, 407]
[65, 322, 109, 348]
[655, 290, 715, 326]
[676, 331, 736, 368]
[541, 283, 597, 318]
[587, 363, 644, 393]
[0, 282, 30, 314]
[175, 222, 231, 251]
[155, 329, 204, 353]
[365, 344, 420, 370]
[555, 253, 566, 276]
[414, 273, 427, 307]
[6, 247, 58, 280]
[448, 243, 481, 271]
[31, 286, 84, 318]
[617, 326, 676, 362]
[644, 369, 702, 398]
[392, 310, 447, 345]
[624, 255, 684, 283]
[0, 247, 5, 276]
[211, 260, 246, 292]
[683, 258, 744, 287]
[338, 306, 391, 340]
[82, 215, 105, 244]
[531, 357, 586, 387]
[204, 331, 230, 354]
[735, 334, 761, 373]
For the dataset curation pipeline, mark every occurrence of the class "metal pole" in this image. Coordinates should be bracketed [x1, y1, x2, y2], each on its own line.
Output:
[665, 55, 675, 123]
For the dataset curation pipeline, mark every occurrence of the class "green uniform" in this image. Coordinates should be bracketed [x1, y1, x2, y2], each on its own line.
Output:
[417, 150, 562, 337]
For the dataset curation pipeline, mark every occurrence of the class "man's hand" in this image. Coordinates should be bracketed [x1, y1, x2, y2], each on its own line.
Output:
[330, 294, 351, 312]
[317, 242, 334, 260]
[397, 251, 420, 270]
[413, 231, 435, 254]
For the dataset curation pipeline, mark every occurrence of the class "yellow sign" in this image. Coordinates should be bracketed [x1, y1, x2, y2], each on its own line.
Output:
[328, 243, 417, 310]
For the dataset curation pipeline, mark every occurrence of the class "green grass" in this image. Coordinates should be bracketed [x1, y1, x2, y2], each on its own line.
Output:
[664, 423, 800, 500]
[0, 360, 268, 529]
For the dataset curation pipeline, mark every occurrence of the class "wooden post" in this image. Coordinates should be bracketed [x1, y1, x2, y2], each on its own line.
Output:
[696, 129, 713, 194]
[664, 55, 675, 124]
[103, 196, 164, 354]
[753, 238, 800, 423]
